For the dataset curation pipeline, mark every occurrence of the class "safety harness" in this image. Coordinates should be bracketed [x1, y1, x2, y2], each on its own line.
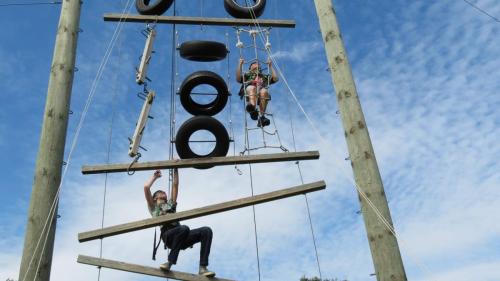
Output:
[151, 201, 178, 260]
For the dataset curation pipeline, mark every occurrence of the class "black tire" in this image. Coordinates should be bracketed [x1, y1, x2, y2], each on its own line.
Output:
[135, 0, 174, 15]
[175, 116, 230, 169]
[179, 41, 228, 62]
[224, 0, 266, 19]
[179, 71, 229, 116]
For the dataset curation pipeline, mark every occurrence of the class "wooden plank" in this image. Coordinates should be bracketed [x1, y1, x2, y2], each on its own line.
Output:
[77, 255, 236, 281]
[103, 14, 296, 28]
[82, 151, 320, 175]
[79, 181, 326, 242]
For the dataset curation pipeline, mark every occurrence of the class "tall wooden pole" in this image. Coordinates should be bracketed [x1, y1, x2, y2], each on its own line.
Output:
[313, 1, 407, 280]
[18, 1, 81, 281]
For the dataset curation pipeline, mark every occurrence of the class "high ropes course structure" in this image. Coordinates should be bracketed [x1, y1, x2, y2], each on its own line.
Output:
[77, 1, 324, 280]
[18, 0, 410, 281]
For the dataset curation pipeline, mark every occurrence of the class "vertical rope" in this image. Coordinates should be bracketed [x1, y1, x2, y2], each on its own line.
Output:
[243, 103, 262, 281]
[96, 25, 123, 281]
[277, 0, 323, 275]
[168, 1, 178, 195]
[226, 31, 241, 177]
[165, 5, 178, 280]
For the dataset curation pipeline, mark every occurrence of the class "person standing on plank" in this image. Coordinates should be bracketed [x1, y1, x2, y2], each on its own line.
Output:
[144, 169, 216, 277]
[236, 58, 279, 127]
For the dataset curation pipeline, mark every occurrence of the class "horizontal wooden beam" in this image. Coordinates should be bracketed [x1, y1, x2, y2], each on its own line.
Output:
[82, 151, 320, 175]
[103, 13, 296, 28]
[79, 180, 326, 242]
[77, 255, 235, 281]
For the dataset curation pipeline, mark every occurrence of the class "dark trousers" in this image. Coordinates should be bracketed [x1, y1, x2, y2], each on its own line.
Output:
[162, 225, 213, 266]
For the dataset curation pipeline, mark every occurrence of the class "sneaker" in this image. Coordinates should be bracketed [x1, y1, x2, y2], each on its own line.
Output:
[257, 116, 270, 127]
[198, 265, 215, 277]
[159, 261, 172, 271]
[199, 266, 216, 277]
[245, 103, 256, 113]
[250, 110, 259, 120]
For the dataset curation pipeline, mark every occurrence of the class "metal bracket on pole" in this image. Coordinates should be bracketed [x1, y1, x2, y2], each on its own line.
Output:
[136, 28, 156, 85]
[128, 90, 155, 157]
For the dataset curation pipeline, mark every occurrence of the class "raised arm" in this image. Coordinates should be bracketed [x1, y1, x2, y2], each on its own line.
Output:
[236, 58, 244, 83]
[268, 59, 279, 83]
[144, 170, 161, 210]
[171, 168, 179, 203]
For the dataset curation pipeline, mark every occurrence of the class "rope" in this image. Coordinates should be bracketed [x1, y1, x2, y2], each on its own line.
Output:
[165, 6, 178, 281]
[462, 0, 500, 23]
[274, 22, 323, 281]
[244, 3, 435, 278]
[96, 10, 125, 280]
[236, 28, 287, 154]
[226, 32, 242, 175]
[238, 41, 263, 278]
[243, 100, 262, 281]
[168, 2, 178, 196]
[21, 2, 135, 281]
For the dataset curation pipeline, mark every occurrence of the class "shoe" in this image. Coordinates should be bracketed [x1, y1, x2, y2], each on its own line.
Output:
[245, 103, 255, 113]
[159, 261, 172, 271]
[250, 110, 259, 120]
[199, 266, 216, 277]
[257, 116, 270, 127]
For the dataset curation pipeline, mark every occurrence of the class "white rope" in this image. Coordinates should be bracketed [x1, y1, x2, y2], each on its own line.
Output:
[21, 2, 134, 281]
[243, 3, 435, 279]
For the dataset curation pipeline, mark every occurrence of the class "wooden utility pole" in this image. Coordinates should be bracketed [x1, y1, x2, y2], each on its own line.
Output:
[313, 0, 407, 280]
[18, 1, 81, 281]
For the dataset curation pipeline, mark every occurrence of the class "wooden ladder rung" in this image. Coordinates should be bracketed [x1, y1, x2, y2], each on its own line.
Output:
[81, 151, 320, 175]
[78, 180, 326, 242]
[77, 255, 236, 281]
[103, 13, 296, 28]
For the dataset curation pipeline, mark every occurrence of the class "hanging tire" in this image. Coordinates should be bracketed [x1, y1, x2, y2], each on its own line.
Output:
[223, 0, 267, 19]
[135, 0, 174, 15]
[179, 41, 228, 62]
[175, 116, 230, 169]
[179, 71, 229, 116]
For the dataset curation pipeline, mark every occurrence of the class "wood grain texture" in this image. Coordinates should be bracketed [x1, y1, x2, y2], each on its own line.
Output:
[82, 151, 320, 174]
[79, 181, 326, 242]
[103, 14, 295, 28]
[313, 0, 407, 279]
[77, 255, 235, 281]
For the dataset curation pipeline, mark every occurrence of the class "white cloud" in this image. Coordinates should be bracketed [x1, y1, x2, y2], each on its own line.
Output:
[272, 41, 322, 63]
[2, 0, 500, 281]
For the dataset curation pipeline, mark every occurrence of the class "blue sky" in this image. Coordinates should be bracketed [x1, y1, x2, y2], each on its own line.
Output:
[1, 0, 499, 281]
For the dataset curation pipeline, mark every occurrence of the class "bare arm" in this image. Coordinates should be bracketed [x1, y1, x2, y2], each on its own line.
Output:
[268, 59, 279, 83]
[171, 168, 179, 203]
[144, 170, 161, 210]
[236, 58, 244, 83]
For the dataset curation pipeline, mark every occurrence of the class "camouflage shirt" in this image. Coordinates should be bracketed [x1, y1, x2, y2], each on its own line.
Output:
[243, 70, 272, 87]
[149, 199, 180, 230]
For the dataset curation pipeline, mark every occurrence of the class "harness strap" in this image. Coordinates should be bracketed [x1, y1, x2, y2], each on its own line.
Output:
[152, 227, 164, 260]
